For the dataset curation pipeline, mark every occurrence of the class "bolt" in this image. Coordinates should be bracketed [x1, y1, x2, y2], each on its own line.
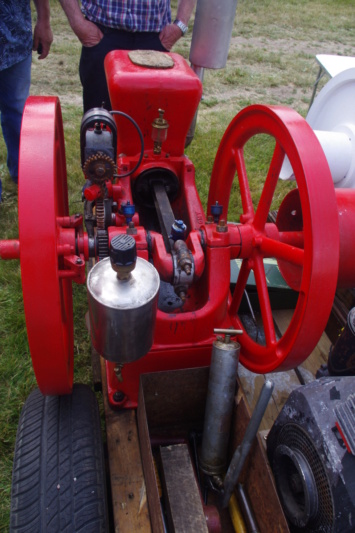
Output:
[216, 219, 228, 233]
[179, 291, 186, 302]
[75, 258, 83, 264]
[113, 391, 125, 403]
[114, 365, 124, 382]
[128, 493, 134, 500]
[253, 236, 262, 247]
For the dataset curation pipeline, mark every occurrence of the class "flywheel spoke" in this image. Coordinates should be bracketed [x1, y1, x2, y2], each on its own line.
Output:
[253, 254, 277, 348]
[254, 142, 285, 231]
[259, 236, 304, 266]
[233, 147, 254, 220]
[230, 259, 252, 316]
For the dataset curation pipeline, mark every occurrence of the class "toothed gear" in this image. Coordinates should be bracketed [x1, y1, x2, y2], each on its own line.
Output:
[97, 229, 109, 259]
[83, 153, 116, 183]
[96, 198, 105, 230]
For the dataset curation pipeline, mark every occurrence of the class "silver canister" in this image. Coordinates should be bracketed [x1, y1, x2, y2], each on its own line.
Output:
[87, 236, 160, 363]
[200, 332, 240, 475]
[189, 0, 238, 70]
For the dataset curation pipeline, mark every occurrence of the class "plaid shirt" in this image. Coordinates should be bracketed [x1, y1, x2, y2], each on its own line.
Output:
[82, 0, 171, 32]
[0, 0, 33, 71]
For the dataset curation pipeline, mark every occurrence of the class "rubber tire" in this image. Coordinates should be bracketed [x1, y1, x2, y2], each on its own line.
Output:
[10, 384, 108, 532]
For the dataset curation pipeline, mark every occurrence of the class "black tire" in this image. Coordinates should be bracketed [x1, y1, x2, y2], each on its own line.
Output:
[10, 384, 108, 532]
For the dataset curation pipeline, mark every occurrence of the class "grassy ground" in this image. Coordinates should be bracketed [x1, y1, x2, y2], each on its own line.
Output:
[0, 0, 353, 529]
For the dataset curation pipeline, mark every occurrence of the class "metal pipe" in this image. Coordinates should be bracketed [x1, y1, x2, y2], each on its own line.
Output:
[190, 0, 238, 69]
[236, 484, 259, 533]
[0, 239, 20, 260]
[186, 0, 238, 146]
[222, 380, 274, 508]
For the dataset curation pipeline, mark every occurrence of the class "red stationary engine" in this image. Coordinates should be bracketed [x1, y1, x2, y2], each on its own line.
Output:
[2, 50, 354, 408]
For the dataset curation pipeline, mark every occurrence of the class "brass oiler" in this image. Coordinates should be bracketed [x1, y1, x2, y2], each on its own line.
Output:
[151, 109, 169, 154]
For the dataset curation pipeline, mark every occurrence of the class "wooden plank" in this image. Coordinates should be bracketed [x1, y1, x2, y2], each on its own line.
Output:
[238, 366, 301, 431]
[137, 368, 210, 533]
[101, 359, 151, 532]
[273, 309, 331, 379]
[140, 367, 209, 436]
[137, 379, 165, 533]
[159, 444, 209, 533]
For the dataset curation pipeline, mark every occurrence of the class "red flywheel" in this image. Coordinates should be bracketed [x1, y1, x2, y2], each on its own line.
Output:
[19, 97, 74, 394]
[208, 105, 340, 373]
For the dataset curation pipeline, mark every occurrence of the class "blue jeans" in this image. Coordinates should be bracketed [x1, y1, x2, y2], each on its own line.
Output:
[0, 54, 32, 187]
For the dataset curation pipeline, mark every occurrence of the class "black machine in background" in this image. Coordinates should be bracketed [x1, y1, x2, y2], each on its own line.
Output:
[267, 377, 355, 533]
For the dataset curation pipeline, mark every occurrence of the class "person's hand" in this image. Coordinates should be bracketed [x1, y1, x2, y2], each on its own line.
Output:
[159, 23, 184, 51]
[72, 18, 104, 47]
[33, 20, 53, 59]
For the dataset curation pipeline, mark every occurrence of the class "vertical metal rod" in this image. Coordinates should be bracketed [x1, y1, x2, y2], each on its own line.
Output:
[236, 484, 259, 533]
[222, 380, 274, 507]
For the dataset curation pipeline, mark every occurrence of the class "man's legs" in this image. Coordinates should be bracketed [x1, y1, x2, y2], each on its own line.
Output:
[0, 54, 32, 185]
[79, 31, 166, 112]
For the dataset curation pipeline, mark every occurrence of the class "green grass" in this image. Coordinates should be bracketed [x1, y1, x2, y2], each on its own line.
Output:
[0, 0, 353, 528]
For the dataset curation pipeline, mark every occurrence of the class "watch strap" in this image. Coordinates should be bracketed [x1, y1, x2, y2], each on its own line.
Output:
[174, 19, 188, 35]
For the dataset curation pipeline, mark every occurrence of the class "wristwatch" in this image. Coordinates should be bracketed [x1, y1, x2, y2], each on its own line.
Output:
[174, 19, 188, 35]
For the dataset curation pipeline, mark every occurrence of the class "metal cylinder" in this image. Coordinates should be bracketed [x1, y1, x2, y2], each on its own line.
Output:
[199, 336, 240, 475]
[279, 130, 352, 185]
[189, 0, 238, 69]
[276, 187, 355, 290]
[87, 255, 160, 363]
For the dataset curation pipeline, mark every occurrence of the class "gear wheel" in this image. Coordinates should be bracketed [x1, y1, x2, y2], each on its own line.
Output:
[95, 198, 105, 230]
[96, 229, 109, 260]
[83, 152, 116, 183]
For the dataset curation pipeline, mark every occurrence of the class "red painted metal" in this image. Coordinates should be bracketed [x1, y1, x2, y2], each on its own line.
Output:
[103, 152, 233, 406]
[208, 104, 340, 373]
[18, 97, 85, 395]
[105, 50, 203, 157]
[278, 187, 355, 289]
[0, 240, 20, 259]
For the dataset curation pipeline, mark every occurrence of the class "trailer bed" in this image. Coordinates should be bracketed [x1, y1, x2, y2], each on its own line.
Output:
[97, 303, 339, 532]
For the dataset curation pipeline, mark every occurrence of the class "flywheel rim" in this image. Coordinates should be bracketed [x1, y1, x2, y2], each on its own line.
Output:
[19, 96, 74, 394]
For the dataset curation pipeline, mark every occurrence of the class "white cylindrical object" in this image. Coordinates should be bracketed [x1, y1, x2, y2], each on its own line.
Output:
[314, 129, 352, 185]
[279, 129, 353, 186]
[189, 0, 238, 69]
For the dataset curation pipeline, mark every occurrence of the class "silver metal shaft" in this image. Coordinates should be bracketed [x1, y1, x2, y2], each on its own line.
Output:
[222, 380, 274, 507]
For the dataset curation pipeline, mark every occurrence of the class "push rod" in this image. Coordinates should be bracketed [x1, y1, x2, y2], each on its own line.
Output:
[222, 380, 274, 508]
